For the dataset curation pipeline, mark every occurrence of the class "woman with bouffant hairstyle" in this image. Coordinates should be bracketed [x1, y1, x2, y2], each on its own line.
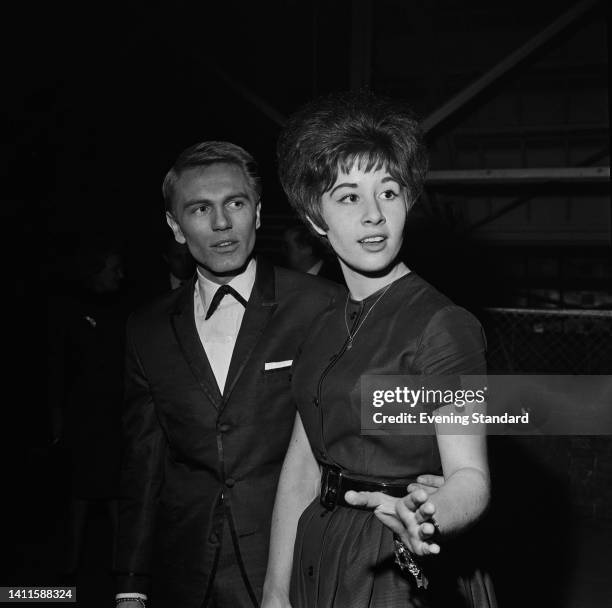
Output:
[277, 93, 427, 230]
[263, 91, 496, 608]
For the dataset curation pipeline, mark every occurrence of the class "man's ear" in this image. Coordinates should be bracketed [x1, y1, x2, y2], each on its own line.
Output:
[306, 215, 326, 237]
[166, 212, 186, 244]
[255, 200, 261, 230]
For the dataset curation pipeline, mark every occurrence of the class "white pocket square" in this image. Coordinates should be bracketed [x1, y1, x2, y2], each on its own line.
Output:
[265, 360, 293, 371]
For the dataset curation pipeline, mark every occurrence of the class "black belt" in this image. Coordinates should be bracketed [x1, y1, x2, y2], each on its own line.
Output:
[320, 463, 412, 510]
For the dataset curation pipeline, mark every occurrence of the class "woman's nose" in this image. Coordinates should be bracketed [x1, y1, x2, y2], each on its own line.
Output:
[361, 196, 385, 225]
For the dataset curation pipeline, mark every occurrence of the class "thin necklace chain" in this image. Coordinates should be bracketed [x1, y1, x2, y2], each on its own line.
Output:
[344, 282, 393, 349]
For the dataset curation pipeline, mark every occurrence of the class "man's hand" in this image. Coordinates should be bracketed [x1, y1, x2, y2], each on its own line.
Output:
[407, 474, 444, 496]
[344, 489, 440, 556]
[261, 588, 293, 608]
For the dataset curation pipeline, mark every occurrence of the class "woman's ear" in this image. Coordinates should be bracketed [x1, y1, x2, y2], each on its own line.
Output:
[306, 216, 327, 237]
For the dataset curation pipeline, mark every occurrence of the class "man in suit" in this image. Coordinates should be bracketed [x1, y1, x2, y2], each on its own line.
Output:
[113, 141, 343, 608]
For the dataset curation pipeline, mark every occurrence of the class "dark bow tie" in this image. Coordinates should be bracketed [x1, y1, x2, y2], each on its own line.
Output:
[205, 284, 248, 320]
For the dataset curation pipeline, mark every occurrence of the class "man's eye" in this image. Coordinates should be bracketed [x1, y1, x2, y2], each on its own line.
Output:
[194, 205, 211, 215]
[227, 199, 246, 209]
[338, 193, 358, 203]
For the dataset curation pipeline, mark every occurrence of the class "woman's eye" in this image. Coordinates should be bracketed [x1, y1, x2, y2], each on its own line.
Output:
[380, 190, 398, 200]
[339, 193, 359, 203]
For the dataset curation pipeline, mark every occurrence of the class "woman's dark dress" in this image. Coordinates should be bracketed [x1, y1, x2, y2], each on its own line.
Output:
[290, 272, 496, 607]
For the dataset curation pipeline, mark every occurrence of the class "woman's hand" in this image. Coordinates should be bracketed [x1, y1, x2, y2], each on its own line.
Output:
[407, 474, 445, 495]
[344, 489, 440, 556]
[394, 489, 440, 555]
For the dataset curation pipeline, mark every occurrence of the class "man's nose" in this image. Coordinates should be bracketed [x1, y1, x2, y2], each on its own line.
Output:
[212, 207, 232, 230]
[361, 196, 385, 225]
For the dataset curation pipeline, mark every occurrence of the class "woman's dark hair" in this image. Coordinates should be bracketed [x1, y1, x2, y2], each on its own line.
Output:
[277, 90, 428, 230]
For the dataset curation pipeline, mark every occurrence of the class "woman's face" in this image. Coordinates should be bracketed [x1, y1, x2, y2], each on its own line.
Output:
[310, 164, 407, 275]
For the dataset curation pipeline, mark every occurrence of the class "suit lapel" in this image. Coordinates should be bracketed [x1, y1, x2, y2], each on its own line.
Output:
[170, 277, 223, 408]
[222, 258, 277, 405]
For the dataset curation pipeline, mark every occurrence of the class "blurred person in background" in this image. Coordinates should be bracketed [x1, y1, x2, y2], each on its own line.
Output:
[163, 237, 195, 290]
[47, 237, 128, 578]
[281, 222, 344, 284]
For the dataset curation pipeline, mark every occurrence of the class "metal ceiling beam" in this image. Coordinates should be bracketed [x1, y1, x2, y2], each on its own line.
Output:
[461, 148, 610, 232]
[208, 63, 287, 127]
[422, 0, 601, 134]
[350, 0, 372, 90]
[426, 166, 609, 185]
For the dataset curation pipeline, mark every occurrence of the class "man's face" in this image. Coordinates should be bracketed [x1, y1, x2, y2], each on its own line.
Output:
[282, 229, 305, 270]
[91, 253, 124, 293]
[166, 163, 260, 284]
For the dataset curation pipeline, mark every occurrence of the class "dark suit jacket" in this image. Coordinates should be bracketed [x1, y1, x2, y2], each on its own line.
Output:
[114, 258, 344, 607]
[47, 289, 126, 498]
[316, 257, 345, 286]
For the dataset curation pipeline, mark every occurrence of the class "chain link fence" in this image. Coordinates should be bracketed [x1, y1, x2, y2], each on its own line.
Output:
[483, 308, 612, 374]
[482, 307, 612, 528]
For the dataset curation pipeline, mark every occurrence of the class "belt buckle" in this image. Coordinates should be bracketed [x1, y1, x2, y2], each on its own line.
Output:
[320, 466, 342, 510]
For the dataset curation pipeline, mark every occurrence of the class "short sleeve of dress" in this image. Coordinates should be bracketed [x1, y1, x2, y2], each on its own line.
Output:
[413, 305, 487, 376]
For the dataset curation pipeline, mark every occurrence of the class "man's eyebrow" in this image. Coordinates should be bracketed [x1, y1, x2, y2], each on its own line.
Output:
[329, 182, 357, 195]
[381, 176, 399, 183]
[183, 198, 212, 208]
[222, 191, 251, 201]
[183, 192, 252, 208]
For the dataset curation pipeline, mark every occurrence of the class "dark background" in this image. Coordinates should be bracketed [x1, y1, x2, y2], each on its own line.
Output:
[4, 0, 609, 303]
[3, 0, 610, 606]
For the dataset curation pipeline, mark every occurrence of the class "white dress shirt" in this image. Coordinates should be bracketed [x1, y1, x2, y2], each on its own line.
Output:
[194, 259, 256, 393]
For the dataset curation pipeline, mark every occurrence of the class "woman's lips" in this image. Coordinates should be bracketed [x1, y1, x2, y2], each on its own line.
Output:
[358, 235, 387, 251]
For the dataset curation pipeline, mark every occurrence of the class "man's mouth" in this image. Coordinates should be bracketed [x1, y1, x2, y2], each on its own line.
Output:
[212, 240, 239, 248]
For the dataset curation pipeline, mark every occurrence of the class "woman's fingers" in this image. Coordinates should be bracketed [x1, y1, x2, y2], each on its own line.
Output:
[419, 522, 436, 539]
[396, 495, 419, 527]
[345, 490, 440, 556]
[345, 489, 431, 513]
[417, 474, 445, 488]
[344, 490, 396, 513]
[418, 540, 441, 555]
[407, 483, 431, 494]
[407, 474, 444, 495]
[401, 488, 429, 511]
[416, 500, 436, 524]
[373, 510, 405, 536]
